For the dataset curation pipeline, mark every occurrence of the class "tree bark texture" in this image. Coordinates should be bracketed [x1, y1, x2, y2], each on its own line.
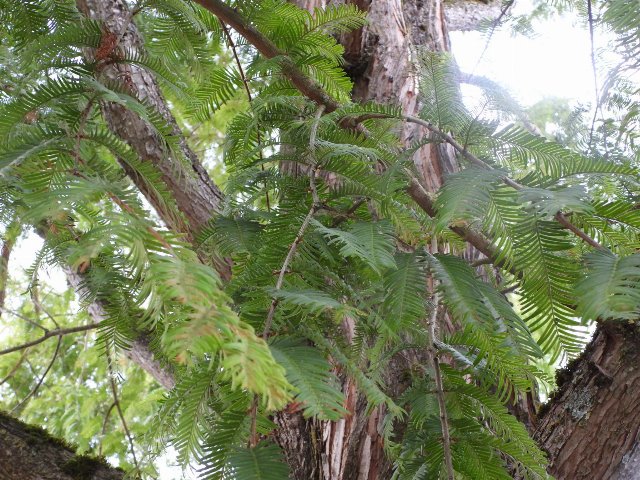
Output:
[0, 411, 123, 480]
[76, 0, 225, 244]
[534, 323, 640, 480]
[274, 1, 458, 479]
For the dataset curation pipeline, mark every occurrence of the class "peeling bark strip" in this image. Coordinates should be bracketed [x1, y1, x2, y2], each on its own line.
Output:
[535, 323, 640, 480]
[0, 411, 124, 480]
[77, 0, 225, 241]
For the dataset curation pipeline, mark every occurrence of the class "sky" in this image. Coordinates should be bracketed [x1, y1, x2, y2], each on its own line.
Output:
[1, 2, 605, 478]
[452, 1, 599, 107]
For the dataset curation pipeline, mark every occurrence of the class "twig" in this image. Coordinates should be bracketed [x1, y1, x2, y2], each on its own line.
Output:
[261, 105, 325, 340]
[331, 197, 366, 227]
[469, 0, 515, 78]
[31, 290, 60, 329]
[587, 0, 601, 150]
[0, 306, 49, 333]
[106, 347, 139, 473]
[426, 241, 454, 480]
[99, 402, 117, 456]
[11, 335, 62, 413]
[0, 324, 100, 356]
[500, 283, 519, 295]
[221, 21, 270, 212]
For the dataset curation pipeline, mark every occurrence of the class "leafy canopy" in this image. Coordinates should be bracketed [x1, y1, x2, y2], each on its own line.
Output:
[0, 0, 639, 479]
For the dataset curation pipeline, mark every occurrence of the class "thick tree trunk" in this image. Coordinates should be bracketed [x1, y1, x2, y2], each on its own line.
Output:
[534, 323, 640, 480]
[0, 411, 123, 480]
[274, 2, 458, 479]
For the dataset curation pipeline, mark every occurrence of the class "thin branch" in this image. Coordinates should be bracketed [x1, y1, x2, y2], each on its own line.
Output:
[471, 257, 494, 267]
[0, 348, 29, 386]
[74, 96, 97, 168]
[221, 21, 271, 212]
[426, 239, 454, 480]
[0, 324, 100, 356]
[252, 106, 325, 447]
[106, 347, 139, 473]
[11, 335, 62, 413]
[0, 226, 16, 320]
[402, 115, 603, 249]
[31, 289, 60, 329]
[99, 402, 117, 457]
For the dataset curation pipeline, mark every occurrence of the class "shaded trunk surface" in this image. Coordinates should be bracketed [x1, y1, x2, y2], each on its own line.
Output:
[275, 1, 457, 479]
[0, 411, 123, 480]
[534, 323, 640, 480]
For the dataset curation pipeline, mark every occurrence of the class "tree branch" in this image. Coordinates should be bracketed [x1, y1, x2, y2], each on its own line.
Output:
[0, 324, 100, 357]
[106, 348, 139, 473]
[192, 0, 340, 112]
[193, 0, 603, 257]
[10, 335, 62, 413]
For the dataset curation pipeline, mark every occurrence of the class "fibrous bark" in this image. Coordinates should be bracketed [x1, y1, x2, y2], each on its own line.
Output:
[77, 0, 224, 234]
[0, 411, 123, 480]
[535, 323, 640, 480]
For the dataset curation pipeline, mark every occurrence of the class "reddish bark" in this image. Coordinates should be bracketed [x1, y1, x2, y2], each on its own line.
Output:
[271, 1, 458, 478]
[534, 323, 640, 480]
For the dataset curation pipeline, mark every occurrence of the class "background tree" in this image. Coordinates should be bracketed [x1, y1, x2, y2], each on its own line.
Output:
[1, 0, 640, 479]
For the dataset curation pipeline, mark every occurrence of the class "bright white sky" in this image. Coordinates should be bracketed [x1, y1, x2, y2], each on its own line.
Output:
[452, 1, 598, 107]
[2, 2, 605, 478]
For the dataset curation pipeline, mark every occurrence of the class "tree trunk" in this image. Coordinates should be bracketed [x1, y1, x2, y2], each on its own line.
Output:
[534, 322, 640, 480]
[0, 411, 123, 480]
[273, 1, 458, 479]
[77, 0, 225, 242]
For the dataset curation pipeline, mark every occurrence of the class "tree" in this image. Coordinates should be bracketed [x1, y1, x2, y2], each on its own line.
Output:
[1, 0, 640, 479]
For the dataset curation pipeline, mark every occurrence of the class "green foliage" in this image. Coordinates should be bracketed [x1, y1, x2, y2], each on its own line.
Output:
[227, 443, 289, 480]
[269, 337, 347, 420]
[575, 249, 640, 322]
[2, 1, 640, 479]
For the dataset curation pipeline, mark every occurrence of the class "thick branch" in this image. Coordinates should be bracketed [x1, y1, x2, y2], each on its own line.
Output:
[0, 411, 124, 480]
[192, 0, 340, 112]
